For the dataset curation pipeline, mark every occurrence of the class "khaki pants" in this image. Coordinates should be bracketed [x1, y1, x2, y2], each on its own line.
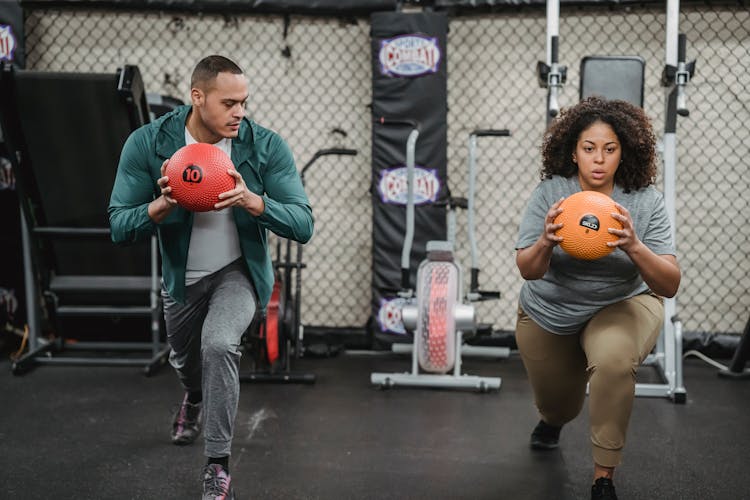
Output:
[515, 293, 663, 467]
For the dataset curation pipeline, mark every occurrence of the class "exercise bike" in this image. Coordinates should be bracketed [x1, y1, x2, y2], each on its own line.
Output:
[370, 118, 503, 392]
[241, 146, 357, 384]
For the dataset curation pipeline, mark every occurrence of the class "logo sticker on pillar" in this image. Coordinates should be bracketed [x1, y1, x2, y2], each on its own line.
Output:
[378, 166, 440, 205]
[378, 297, 408, 335]
[379, 34, 441, 77]
[0, 25, 17, 63]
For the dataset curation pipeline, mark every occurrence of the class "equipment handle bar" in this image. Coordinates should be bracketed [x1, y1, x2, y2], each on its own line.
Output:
[34, 227, 111, 238]
[375, 117, 420, 130]
[471, 129, 510, 137]
[300, 148, 358, 183]
[375, 117, 419, 293]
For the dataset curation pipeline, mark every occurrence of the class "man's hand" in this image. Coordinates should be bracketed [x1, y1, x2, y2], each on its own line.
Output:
[215, 169, 265, 216]
[148, 159, 178, 222]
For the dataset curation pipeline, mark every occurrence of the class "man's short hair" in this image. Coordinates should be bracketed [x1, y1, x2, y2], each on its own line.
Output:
[191, 55, 244, 90]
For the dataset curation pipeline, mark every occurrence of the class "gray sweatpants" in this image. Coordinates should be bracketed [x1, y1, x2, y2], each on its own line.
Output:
[162, 259, 257, 458]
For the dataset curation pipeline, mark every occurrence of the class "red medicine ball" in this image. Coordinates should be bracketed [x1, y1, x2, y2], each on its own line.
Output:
[166, 143, 236, 212]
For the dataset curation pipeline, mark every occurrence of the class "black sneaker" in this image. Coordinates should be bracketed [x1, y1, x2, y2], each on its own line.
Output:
[530, 419, 562, 450]
[171, 393, 202, 445]
[202, 463, 236, 500]
[591, 477, 618, 500]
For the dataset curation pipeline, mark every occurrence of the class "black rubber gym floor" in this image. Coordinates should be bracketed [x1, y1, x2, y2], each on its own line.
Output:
[1, 351, 747, 499]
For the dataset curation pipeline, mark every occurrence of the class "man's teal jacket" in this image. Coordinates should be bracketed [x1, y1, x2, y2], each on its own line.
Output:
[108, 105, 313, 309]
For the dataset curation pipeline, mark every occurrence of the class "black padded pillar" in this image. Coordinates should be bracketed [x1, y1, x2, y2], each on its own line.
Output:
[0, 1, 23, 69]
[0, 0, 25, 335]
[370, 11, 448, 340]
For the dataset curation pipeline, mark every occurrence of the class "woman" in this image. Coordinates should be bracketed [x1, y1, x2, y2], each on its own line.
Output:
[514, 96, 681, 500]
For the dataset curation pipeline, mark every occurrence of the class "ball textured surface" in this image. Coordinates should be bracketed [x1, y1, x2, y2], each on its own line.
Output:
[554, 190, 622, 260]
[166, 143, 236, 212]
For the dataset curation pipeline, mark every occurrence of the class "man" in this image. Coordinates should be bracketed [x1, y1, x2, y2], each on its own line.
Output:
[109, 55, 313, 499]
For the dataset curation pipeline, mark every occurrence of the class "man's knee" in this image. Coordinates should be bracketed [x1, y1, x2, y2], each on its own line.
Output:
[201, 335, 241, 361]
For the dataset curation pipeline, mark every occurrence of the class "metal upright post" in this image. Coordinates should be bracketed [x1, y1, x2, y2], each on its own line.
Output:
[636, 0, 691, 403]
[20, 213, 39, 350]
[546, 0, 562, 121]
[402, 128, 420, 298]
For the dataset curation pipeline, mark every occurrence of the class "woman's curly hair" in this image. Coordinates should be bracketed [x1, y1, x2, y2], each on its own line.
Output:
[541, 96, 657, 192]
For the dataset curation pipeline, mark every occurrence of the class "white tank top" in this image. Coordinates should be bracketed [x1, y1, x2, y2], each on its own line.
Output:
[183, 129, 242, 286]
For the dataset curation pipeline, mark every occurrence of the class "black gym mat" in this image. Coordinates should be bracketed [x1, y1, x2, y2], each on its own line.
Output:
[0, 353, 746, 499]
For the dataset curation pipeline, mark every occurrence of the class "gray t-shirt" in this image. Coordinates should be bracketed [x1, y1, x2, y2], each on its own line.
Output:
[515, 175, 675, 335]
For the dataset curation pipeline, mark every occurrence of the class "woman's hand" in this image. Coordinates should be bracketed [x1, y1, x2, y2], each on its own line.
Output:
[609, 202, 681, 297]
[608, 202, 640, 254]
[516, 197, 566, 280]
[541, 197, 566, 248]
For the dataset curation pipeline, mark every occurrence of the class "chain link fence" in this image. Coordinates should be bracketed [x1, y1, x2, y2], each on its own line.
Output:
[22, 3, 749, 340]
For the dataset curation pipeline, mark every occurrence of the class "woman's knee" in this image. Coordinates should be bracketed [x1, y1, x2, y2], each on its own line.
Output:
[588, 355, 638, 384]
[539, 398, 586, 425]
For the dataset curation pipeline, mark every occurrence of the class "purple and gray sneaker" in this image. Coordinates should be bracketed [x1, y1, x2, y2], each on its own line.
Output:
[202, 464, 235, 500]
[171, 393, 202, 445]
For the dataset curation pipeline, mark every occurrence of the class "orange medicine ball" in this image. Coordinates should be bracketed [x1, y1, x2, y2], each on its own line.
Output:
[166, 143, 236, 212]
[554, 190, 622, 260]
